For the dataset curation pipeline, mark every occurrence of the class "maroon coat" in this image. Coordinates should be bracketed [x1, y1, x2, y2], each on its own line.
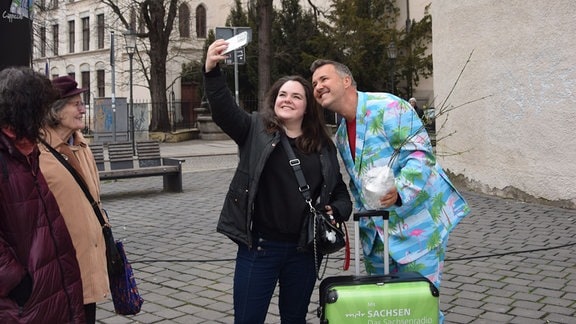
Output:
[0, 133, 85, 323]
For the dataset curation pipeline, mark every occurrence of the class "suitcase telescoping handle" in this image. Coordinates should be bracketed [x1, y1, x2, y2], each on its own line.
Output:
[353, 210, 390, 276]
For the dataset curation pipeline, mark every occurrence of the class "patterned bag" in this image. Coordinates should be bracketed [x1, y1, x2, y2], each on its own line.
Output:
[108, 241, 144, 315]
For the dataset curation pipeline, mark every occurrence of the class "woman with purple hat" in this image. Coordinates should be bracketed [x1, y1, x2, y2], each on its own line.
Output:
[38, 75, 111, 323]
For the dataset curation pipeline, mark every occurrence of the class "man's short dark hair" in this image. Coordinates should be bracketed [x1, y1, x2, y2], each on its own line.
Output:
[309, 59, 357, 87]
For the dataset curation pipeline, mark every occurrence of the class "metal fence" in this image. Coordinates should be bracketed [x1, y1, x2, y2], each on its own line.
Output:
[168, 100, 199, 131]
[83, 97, 340, 135]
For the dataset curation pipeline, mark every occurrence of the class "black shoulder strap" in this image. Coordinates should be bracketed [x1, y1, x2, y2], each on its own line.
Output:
[39, 139, 107, 227]
[280, 135, 313, 204]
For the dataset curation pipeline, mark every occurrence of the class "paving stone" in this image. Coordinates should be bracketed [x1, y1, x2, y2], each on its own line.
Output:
[450, 306, 486, 318]
[543, 313, 576, 324]
[501, 277, 533, 286]
[531, 287, 566, 298]
[451, 297, 485, 309]
[511, 291, 543, 302]
[458, 283, 490, 293]
[152, 308, 186, 320]
[477, 279, 506, 289]
[485, 288, 515, 298]
[444, 312, 477, 323]
[540, 295, 575, 308]
[455, 291, 486, 301]
[500, 283, 533, 294]
[477, 311, 514, 322]
[508, 316, 547, 324]
[508, 306, 546, 319]
[511, 300, 544, 311]
[540, 304, 576, 316]
[482, 295, 515, 306]
[530, 277, 569, 290]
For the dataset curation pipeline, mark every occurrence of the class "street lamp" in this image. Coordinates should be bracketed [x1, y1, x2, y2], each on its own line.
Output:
[387, 42, 397, 94]
[124, 29, 137, 155]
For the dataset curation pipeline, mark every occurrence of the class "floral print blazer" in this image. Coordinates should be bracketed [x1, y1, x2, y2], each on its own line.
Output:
[336, 91, 470, 265]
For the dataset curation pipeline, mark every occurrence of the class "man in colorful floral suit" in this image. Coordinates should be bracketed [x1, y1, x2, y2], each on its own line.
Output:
[311, 59, 470, 323]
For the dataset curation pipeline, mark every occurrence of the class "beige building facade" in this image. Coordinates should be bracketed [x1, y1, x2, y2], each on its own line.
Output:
[31, 0, 225, 105]
[432, 0, 576, 208]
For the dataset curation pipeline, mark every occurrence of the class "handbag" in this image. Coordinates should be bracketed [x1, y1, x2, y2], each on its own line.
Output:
[42, 140, 143, 314]
[309, 208, 347, 255]
[107, 240, 144, 315]
[280, 136, 349, 277]
[102, 224, 124, 276]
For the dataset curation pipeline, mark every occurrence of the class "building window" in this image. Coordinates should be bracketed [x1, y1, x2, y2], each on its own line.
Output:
[179, 3, 190, 38]
[195, 5, 206, 38]
[51, 0, 58, 9]
[82, 17, 90, 51]
[40, 27, 46, 57]
[81, 71, 90, 103]
[97, 69, 105, 97]
[68, 20, 75, 53]
[97, 14, 105, 49]
[52, 24, 59, 56]
[68, 72, 75, 79]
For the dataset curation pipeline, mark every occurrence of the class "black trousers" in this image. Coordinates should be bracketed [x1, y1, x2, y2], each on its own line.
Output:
[84, 303, 96, 324]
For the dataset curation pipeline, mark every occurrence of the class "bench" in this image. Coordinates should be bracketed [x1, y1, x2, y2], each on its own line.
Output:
[92, 140, 184, 192]
[92, 143, 105, 172]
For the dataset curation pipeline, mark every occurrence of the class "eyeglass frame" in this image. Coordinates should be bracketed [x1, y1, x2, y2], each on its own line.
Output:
[68, 100, 86, 109]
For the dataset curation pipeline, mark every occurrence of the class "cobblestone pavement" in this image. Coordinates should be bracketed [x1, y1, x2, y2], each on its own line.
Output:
[95, 145, 576, 324]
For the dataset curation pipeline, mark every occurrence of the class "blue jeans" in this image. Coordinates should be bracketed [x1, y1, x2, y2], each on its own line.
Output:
[233, 237, 317, 324]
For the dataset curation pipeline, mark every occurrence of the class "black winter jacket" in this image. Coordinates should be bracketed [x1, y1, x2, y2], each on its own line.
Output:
[204, 67, 352, 249]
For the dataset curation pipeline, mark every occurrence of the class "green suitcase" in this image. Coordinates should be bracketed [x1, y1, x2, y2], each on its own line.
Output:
[317, 210, 439, 323]
[318, 273, 439, 323]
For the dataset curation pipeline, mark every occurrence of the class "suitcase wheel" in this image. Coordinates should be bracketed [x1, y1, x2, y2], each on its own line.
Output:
[430, 283, 440, 297]
[327, 289, 338, 304]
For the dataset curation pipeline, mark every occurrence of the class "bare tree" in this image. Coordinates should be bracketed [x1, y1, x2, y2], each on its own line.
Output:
[102, 0, 178, 132]
[256, 0, 273, 109]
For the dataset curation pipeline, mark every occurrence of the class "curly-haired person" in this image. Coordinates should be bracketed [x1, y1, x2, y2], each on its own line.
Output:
[0, 67, 85, 323]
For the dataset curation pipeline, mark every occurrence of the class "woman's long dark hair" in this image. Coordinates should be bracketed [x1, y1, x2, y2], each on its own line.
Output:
[0, 67, 57, 141]
[260, 75, 332, 153]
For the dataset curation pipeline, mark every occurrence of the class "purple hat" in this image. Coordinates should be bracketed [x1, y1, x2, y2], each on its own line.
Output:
[51, 76, 87, 99]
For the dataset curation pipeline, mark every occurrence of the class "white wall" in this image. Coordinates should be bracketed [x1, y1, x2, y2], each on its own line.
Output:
[432, 0, 576, 208]
[398, 0, 433, 105]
